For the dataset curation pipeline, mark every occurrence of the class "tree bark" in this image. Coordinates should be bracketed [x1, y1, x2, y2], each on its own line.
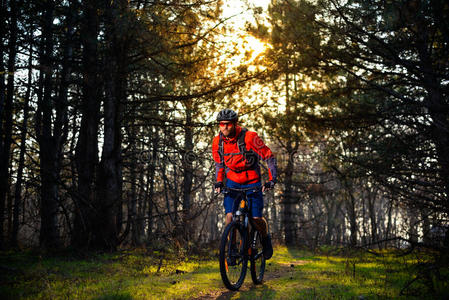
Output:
[323, 194, 340, 245]
[11, 41, 33, 247]
[146, 128, 158, 242]
[136, 157, 146, 244]
[73, 0, 101, 249]
[37, 0, 65, 250]
[367, 187, 378, 245]
[282, 73, 299, 245]
[347, 190, 357, 247]
[93, 0, 129, 250]
[0, 0, 6, 249]
[416, 25, 449, 213]
[385, 199, 393, 248]
[0, 0, 18, 249]
[182, 104, 194, 242]
[407, 206, 419, 245]
[130, 137, 139, 246]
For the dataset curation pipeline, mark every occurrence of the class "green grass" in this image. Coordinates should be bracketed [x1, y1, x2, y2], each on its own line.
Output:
[0, 246, 436, 299]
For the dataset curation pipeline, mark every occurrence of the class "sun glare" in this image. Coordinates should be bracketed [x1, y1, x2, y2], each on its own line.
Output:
[243, 35, 268, 63]
[216, 0, 272, 74]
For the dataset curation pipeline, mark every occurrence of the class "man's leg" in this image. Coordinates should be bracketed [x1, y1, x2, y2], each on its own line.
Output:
[249, 185, 273, 260]
[251, 216, 272, 259]
[251, 217, 268, 238]
[223, 189, 238, 226]
[225, 212, 233, 225]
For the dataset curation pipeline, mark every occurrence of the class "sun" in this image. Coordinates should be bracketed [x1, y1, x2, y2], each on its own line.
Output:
[213, 0, 272, 74]
[243, 35, 268, 63]
[219, 33, 269, 73]
[219, 0, 271, 64]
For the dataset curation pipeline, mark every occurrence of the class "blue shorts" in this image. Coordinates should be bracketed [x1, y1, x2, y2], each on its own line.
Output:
[224, 179, 263, 218]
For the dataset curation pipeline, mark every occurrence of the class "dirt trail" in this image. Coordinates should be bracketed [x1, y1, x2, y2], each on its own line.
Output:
[193, 260, 310, 300]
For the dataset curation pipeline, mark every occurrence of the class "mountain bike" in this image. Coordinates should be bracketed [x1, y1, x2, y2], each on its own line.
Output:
[218, 187, 266, 291]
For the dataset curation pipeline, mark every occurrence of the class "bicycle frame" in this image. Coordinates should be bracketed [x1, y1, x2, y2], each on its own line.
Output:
[218, 186, 266, 290]
[222, 186, 261, 231]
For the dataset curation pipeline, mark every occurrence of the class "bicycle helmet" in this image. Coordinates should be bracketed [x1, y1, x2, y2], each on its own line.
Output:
[217, 109, 238, 122]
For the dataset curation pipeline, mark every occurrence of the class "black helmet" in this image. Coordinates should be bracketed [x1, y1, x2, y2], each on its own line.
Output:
[217, 109, 238, 122]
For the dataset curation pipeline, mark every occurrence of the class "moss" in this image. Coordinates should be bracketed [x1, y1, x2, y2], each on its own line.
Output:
[0, 246, 431, 299]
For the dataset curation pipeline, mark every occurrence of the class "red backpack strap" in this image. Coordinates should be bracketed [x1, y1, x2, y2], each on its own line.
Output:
[218, 132, 224, 164]
[237, 128, 247, 153]
[238, 128, 258, 169]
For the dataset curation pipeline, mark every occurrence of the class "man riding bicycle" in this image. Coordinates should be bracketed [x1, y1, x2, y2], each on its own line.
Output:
[212, 108, 277, 259]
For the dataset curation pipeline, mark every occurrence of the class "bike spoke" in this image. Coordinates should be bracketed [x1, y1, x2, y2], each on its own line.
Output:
[219, 222, 248, 290]
[253, 251, 263, 260]
[250, 229, 266, 284]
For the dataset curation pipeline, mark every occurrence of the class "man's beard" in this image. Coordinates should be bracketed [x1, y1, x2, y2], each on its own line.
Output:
[224, 127, 236, 138]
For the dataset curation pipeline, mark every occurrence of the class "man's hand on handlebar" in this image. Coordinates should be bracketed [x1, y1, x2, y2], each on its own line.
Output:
[215, 182, 223, 194]
[262, 181, 275, 192]
[215, 181, 274, 193]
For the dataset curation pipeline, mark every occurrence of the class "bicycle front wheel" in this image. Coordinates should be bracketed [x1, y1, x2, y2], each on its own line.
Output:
[250, 228, 266, 284]
[219, 222, 248, 290]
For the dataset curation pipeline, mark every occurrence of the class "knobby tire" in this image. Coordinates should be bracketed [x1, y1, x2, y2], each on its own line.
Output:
[219, 222, 248, 290]
[250, 228, 265, 284]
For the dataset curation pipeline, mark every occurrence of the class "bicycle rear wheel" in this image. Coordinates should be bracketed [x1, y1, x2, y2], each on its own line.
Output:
[250, 228, 265, 284]
[219, 222, 248, 290]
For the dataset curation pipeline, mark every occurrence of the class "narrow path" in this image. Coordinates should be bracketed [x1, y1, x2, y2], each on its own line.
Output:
[193, 260, 310, 299]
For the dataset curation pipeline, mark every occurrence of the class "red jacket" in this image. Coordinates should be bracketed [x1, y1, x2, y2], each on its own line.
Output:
[212, 125, 277, 185]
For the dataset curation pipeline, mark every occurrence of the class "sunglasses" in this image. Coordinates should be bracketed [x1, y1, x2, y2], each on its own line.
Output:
[219, 122, 234, 127]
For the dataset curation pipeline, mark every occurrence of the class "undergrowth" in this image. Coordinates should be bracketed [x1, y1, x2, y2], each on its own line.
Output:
[0, 245, 443, 299]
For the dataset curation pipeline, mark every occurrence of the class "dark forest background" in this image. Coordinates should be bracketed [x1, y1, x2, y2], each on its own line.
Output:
[0, 0, 448, 266]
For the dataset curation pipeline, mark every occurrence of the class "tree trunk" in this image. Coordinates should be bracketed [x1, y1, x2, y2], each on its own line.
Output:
[182, 104, 194, 243]
[73, 0, 100, 249]
[0, 0, 19, 249]
[136, 159, 146, 244]
[283, 156, 296, 245]
[94, 0, 129, 250]
[282, 73, 298, 246]
[367, 188, 378, 245]
[173, 163, 179, 225]
[11, 42, 33, 247]
[37, 0, 67, 250]
[361, 191, 367, 245]
[408, 207, 419, 245]
[0, 1, 5, 248]
[162, 163, 173, 223]
[40, 0, 74, 247]
[0, 0, 6, 130]
[422, 209, 430, 246]
[348, 192, 357, 247]
[324, 195, 338, 245]
[269, 189, 278, 237]
[37, 0, 74, 250]
[416, 33, 449, 213]
[146, 128, 158, 242]
[385, 199, 393, 248]
[130, 141, 139, 246]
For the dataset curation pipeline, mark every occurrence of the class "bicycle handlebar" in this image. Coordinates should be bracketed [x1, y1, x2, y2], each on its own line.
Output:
[221, 186, 262, 193]
[213, 185, 270, 198]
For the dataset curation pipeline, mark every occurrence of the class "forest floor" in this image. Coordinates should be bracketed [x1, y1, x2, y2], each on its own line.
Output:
[0, 245, 439, 299]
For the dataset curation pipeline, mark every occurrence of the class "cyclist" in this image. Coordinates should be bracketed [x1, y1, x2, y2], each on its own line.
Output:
[212, 108, 277, 259]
